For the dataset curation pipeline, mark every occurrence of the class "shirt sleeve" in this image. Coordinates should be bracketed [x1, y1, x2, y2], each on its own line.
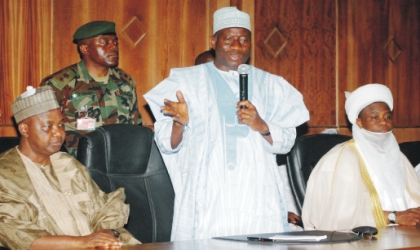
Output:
[75, 160, 141, 244]
[131, 87, 142, 125]
[258, 71, 309, 154]
[0, 192, 50, 250]
[265, 123, 297, 154]
[144, 72, 189, 154]
[415, 163, 420, 178]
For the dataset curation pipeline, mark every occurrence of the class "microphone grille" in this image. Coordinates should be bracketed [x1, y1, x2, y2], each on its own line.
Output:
[238, 64, 249, 74]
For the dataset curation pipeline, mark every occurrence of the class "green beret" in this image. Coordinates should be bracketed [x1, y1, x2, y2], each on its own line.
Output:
[73, 21, 116, 43]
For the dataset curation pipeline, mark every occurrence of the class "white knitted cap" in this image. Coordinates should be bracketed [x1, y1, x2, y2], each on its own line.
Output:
[213, 7, 251, 35]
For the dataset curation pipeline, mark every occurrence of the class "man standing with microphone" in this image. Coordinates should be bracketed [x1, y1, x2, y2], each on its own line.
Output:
[145, 6, 309, 241]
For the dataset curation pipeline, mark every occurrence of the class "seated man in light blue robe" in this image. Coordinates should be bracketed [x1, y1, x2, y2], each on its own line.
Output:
[144, 6, 309, 241]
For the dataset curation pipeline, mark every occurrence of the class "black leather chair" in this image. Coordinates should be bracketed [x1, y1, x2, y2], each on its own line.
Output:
[0, 137, 67, 154]
[399, 141, 420, 167]
[286, 134, 351, 215]
[0, 137, 20, 154]
[77, 124, 175, 243]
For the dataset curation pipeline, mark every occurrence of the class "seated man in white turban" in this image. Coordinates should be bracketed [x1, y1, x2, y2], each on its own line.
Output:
[302, 83, 420, 231]
[0, 86, 140, 249]
[145, 6, 309, 240]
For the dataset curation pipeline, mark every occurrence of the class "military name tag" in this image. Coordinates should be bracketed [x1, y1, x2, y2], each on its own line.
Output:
[77, 118, 96, 130]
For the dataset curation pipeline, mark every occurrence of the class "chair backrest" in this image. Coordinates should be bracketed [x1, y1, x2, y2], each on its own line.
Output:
[0, 137, 20, 154]
[286, 134, 351, 215]
[77, 124, 175, 243]
[0, 137, 67, 154]
[399, 141, 420, 167]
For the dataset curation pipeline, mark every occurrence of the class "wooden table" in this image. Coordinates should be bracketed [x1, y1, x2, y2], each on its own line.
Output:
[115, 226, 420, 250]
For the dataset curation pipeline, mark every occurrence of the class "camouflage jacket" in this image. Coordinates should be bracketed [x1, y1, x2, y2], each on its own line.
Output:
[40, 61, 141, 157]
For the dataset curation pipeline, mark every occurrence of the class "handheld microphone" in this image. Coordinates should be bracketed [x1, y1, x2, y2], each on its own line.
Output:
[238, 64, 249, 109]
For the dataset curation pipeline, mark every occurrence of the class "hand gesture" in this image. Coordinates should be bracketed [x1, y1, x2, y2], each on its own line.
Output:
[236, 100, 269, 134]
[161, 90, 189, 126]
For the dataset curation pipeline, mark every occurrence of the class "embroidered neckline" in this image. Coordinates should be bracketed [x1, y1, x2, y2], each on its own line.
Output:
[33, 162, 49, 171]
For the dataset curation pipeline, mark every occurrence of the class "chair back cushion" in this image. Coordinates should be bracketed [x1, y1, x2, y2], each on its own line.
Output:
[0, 137, 20, 154]
[77, 124, 174, 243]
[399, 141, 420, 167]
[286, 134, 351, 214]
[0, 137, 67, 154]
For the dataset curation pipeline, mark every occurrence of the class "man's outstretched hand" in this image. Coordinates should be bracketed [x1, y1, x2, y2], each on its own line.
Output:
[161, 90, 189, 126]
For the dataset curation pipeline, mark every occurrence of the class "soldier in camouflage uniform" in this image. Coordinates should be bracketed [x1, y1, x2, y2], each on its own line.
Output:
[40, 21, 141, 157]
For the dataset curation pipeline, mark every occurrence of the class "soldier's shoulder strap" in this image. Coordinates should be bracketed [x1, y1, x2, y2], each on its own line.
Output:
[40, 64, 78, 90]
[113, 67, 136, 87]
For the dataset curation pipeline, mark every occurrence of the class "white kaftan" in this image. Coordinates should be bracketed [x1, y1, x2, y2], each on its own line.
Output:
[302, 141, 420, 231]
[144, 62, 309, 240]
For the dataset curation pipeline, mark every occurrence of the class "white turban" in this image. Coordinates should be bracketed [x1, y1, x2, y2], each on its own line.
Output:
[344, 83, 393, 124]
[213, 7, 251, 35]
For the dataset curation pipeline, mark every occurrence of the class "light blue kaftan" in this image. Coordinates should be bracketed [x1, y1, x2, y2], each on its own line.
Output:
[144, 62, 309, 241]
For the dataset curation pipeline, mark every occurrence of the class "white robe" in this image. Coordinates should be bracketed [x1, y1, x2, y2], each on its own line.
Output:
[302, 141, 420, 231]
[416, 164, 420, 178]
[144, 62, 309, 240]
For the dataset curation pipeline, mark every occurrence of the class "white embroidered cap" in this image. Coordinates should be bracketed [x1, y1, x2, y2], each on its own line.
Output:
[213, 7, 251, 35]
[345, 83, 393, 124]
